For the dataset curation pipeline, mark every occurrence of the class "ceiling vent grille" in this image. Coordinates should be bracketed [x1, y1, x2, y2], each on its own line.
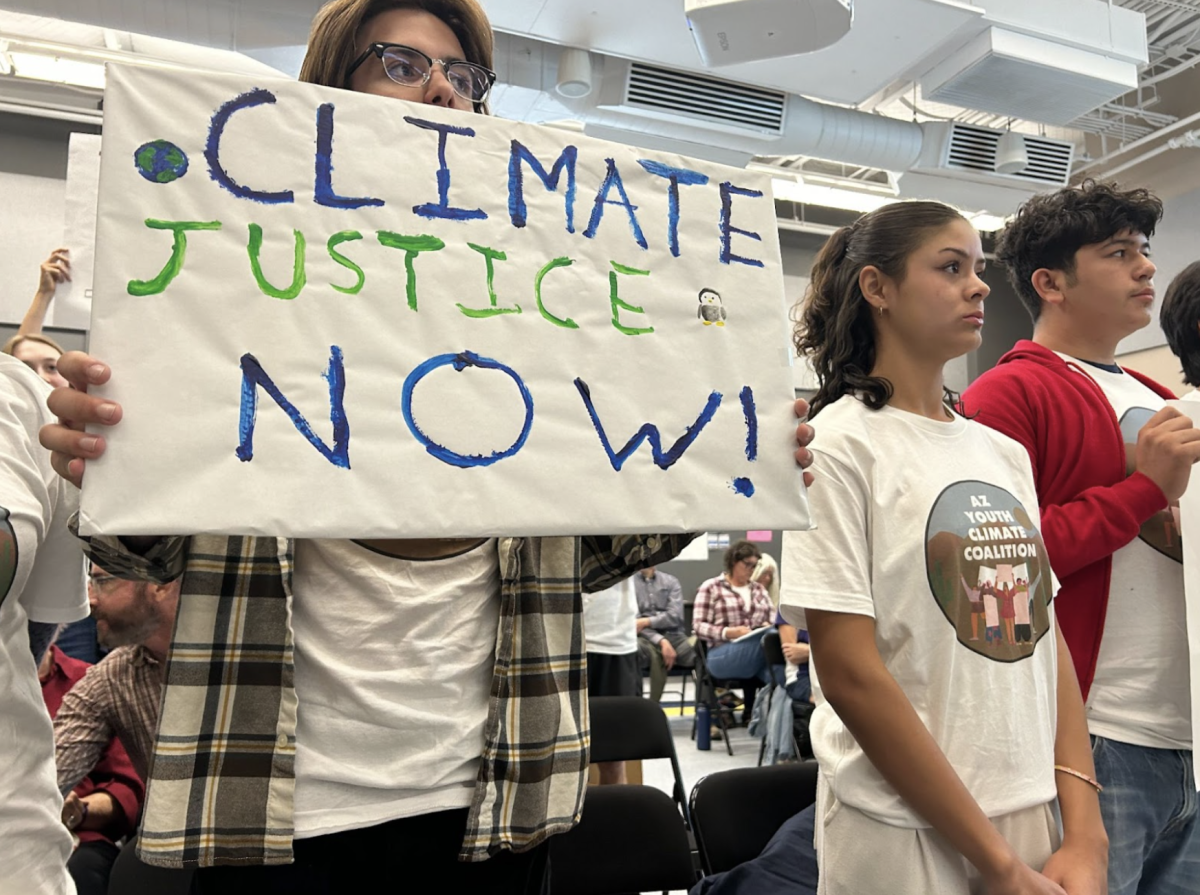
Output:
[921, 26, 1141, 127]
[1022, 135, 1074, 185]
[944, 124, 1073, 186]
[623, 61, 786, 135]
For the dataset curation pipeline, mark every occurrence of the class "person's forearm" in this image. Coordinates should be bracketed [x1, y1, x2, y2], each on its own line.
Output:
[17, 290, 52, 337]
[77, 791, 121, 832]
[691, 595, 722, 641]
[57, 742, 104, 797]
[787, 643, 811, 663]
[649, 609, 673, 630]
[821, 648, 1017, 879]
[1052, 624, 1107, 849]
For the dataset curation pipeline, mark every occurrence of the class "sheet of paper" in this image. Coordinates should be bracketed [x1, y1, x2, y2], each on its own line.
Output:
[52, 132, 102, 330]
[80, 65, 811, 538]
[1169, 395, 1200, 786]
[675, 537, 710, 561]
[733, 625, 771, 643]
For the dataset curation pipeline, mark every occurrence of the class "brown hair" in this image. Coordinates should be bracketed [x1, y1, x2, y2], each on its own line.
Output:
[996, 180, 1162, 321]
[1160, 260, 1200, 387]
[794, 201, 968, 418]
[299, 0, 494, 112]
[2, 332, 65, 357]
[723, 540, 762, 575]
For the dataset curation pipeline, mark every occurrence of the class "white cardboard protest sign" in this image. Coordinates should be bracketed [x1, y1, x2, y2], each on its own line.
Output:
[80, 65, 810, 538]
[52, 132, 102, 331]
[1169, 395, 1200, 787]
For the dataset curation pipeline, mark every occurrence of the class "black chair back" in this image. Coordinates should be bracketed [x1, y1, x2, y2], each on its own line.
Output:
[590, 695, 674, 762]
[689, 761, 819, 875]
[761, 628, 785, 665]
[550, 784, 697, 895]
[589, 696, 690, 824]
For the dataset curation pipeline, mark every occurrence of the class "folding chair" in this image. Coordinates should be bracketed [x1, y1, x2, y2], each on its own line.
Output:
[655, 660, 695, 715]
[549, 784, 697, 895]
[756, 629, 797, 766]
[691, 639, 759, 757]
[689, 761, 820, 876]
[589, 695, 690, 825]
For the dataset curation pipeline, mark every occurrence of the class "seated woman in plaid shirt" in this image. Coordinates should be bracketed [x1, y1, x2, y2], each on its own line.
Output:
[693, 540, 779, 701]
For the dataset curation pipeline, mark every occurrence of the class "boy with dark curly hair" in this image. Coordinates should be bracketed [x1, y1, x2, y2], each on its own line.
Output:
[1161, 261, 1200, 390]
[963, 180, 1200, 895]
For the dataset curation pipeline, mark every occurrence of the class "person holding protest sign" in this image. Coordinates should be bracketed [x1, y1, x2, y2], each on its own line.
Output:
[780, 201, 1107, 895]
[38, 1, 816, 891]
[2, 248, 72, 391]
[5, 251, 105, 668]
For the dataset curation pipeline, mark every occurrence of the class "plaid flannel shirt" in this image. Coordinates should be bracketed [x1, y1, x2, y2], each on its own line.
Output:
[692, 574, 774, 645]
[75, 527, 692, 869]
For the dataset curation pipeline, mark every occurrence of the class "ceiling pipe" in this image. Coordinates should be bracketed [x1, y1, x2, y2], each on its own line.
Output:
[1102, 127, 1200, 179]
[1074, 107, 1200, 175]
[495, 34, 926, 173]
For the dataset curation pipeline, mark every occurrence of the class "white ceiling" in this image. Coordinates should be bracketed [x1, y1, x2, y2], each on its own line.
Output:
[2, 0, 1199, 192]
[486, 0, 985, 106]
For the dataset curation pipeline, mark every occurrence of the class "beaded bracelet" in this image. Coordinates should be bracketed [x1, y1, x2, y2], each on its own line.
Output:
[1054, 764, 1103, 793]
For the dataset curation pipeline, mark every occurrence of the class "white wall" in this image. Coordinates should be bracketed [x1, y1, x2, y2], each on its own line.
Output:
[0, 112, 97, 344]
[1117, 183, 1200, 355]
[1117, 344, 1187, 394]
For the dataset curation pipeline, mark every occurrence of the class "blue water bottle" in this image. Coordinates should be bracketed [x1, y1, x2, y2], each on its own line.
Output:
[696, 703, 711, 751]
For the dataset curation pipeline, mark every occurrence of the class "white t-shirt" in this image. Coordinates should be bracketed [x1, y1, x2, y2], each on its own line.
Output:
[0, 354, 87, 894]
[581, 578, 638, 655]
[290, 538, 501, 837]
[1060, 356, 1190, 748]
[780, 396, 1059, 827]
[731, 583, 752, 615]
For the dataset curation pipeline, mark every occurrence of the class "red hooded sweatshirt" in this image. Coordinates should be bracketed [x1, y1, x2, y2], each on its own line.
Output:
[961, 340, 1175, 698]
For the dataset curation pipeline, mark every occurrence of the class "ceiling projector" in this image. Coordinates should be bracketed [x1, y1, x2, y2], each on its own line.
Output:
[684, 0, 854, 66]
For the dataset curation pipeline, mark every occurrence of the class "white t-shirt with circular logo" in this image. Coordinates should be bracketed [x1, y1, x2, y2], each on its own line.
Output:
[781, 395, 1060, 827]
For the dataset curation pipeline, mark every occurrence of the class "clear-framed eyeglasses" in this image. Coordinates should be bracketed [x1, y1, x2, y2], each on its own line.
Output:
[87, 572, 121, 590]
[345, 42, 496, 105]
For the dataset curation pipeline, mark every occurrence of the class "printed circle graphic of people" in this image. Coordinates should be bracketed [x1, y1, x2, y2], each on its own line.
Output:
[0, 507, 16, 610]
[925, 481, 1053, 662]
[1119, 407, 1182, 562]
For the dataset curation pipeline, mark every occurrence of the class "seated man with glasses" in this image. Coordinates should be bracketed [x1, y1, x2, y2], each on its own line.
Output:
[54, 566, 181, 797]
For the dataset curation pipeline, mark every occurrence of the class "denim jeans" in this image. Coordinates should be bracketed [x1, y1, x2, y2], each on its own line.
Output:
[1092, 735, 1200, 895]
[706, 628, 772, 683]
[691, 802, 817, 895]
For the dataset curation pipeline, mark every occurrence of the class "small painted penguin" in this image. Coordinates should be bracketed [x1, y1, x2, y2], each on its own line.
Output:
[697, 288, 726, 326]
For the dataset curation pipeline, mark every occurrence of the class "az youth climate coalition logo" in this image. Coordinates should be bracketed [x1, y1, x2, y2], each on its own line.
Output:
[924, 481, 1053, 662]
[1120, 407, 1183, 562]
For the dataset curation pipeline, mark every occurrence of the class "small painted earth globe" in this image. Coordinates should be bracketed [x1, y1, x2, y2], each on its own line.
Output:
[134, 140, 189, 184]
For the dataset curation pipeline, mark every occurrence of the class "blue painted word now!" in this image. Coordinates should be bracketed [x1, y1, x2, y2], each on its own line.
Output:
[201, 88, 764, 266]
[235, 347, 752, 480]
